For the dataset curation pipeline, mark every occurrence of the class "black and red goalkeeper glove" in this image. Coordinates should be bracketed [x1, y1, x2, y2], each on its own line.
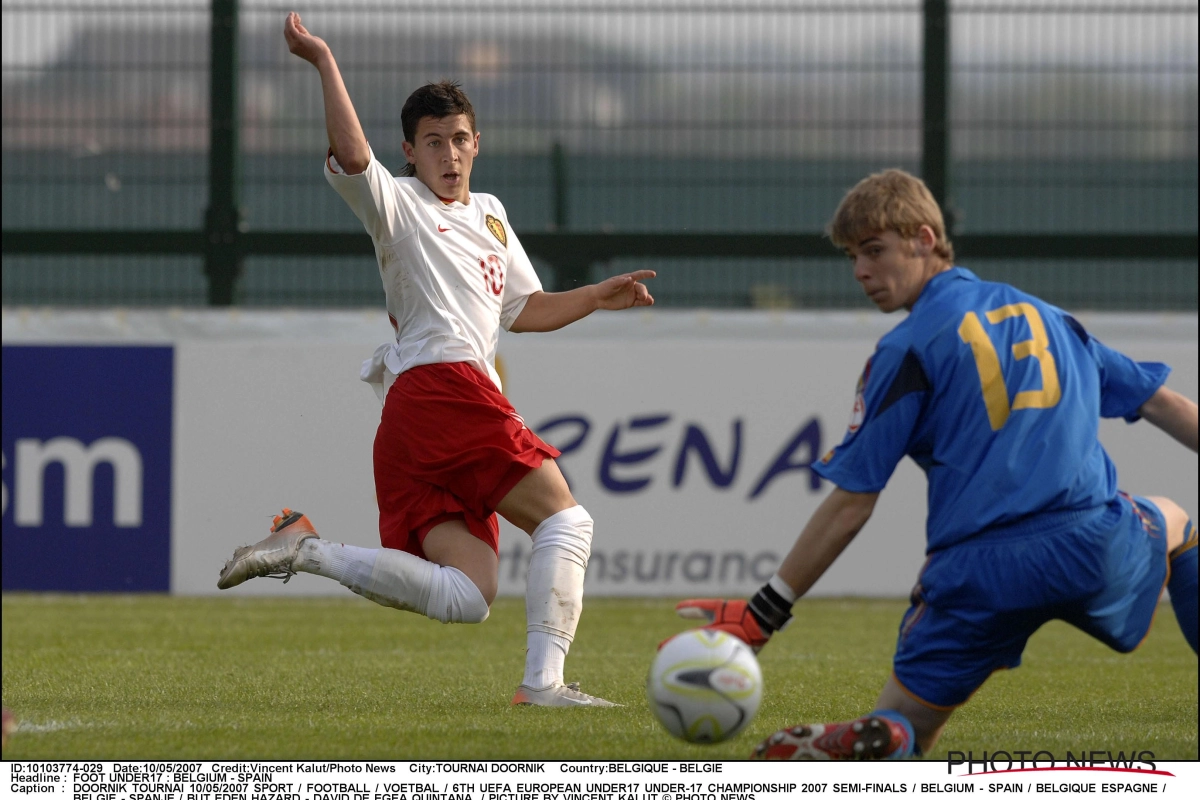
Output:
[672, 598, 771, 652]
[667, 583, 795, 654]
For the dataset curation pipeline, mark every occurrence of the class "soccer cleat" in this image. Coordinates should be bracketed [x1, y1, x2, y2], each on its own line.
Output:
[511, 682, 619, 708]
[752, 716, 905, 760]
[671, 598, 772, 652]
[217, 508, 319, 590]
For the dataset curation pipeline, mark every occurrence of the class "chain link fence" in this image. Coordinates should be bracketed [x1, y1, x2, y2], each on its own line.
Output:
[2, 1, 1196, 309]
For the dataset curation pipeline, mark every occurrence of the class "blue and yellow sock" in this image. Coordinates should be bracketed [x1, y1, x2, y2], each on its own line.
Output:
[872, 708, 919, 759]
[1168, 520, 1198, 655]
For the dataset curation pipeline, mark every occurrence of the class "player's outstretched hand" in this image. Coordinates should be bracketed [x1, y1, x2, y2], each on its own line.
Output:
[284, 11, 331, 66]
[670, 598, 771, 653]
[594, 270, 655, 310]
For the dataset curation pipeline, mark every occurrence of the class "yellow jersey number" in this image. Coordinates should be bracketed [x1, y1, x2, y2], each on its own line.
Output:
[957, 302, 1062, 431]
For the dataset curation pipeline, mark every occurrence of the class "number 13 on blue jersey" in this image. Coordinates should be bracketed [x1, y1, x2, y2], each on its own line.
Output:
[958, 302, 1062, 431]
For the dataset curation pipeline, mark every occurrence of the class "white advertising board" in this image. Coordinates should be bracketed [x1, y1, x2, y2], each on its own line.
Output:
[3, 308, 1196, 598]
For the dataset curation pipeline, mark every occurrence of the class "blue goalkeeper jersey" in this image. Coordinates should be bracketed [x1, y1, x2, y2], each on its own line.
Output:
[813, 267, 1170, 553]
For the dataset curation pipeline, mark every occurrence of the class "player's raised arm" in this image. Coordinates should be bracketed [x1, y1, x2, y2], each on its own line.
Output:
[284, 11, 369, 174]
[508, 270, 656, 333]
[1139, 385, 1199, 452]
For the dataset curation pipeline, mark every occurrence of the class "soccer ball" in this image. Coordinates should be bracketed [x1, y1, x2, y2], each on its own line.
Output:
[647, 629, 762, 743]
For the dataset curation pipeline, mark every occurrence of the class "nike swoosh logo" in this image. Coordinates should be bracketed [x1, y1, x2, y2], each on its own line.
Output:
[437, 225, 450, 233]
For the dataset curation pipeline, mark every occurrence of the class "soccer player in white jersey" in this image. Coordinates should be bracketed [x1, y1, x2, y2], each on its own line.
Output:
[216, 12, 655, 708]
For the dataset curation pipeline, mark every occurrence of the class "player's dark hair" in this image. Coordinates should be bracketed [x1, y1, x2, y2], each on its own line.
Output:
[400, 80, 476, 178]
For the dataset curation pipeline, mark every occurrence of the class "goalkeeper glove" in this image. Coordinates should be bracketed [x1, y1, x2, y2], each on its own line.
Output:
[673, 598, 770, 652]
[671, 578, 795, 653]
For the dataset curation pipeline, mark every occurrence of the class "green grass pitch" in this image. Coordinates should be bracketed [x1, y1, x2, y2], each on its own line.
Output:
[2, 594, 1196, 760]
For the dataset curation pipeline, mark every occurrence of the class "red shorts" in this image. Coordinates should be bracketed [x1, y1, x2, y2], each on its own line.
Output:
[373, 361, 559, 559]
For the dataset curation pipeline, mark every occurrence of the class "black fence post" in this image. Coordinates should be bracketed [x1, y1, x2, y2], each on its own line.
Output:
[205, 0, 243, 306]
[922, 0, 954, 233]
[549, 141, 591, 290]
[551, 140, 568, 231]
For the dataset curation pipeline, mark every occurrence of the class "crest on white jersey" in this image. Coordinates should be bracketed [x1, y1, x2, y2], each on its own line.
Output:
[486, 214, 507, 247]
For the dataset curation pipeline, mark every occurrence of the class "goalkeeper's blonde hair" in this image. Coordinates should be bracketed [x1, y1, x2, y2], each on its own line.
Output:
[828, 169, 954, 263]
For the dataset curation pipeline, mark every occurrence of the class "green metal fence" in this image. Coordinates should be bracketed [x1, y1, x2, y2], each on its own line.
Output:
[2, 1, 1196, 309]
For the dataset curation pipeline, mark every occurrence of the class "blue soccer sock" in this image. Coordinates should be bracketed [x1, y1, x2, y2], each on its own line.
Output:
[1168, 521, 1198, 655]
[872, 708, 919, 759]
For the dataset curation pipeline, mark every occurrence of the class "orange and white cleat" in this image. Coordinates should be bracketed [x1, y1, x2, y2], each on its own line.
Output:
[752, 716, 907, 760]
[511, 682, 618, 708]
[217, 508, 319, 590]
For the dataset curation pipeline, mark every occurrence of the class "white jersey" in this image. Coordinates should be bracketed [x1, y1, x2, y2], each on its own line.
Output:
[325, 149, 542, 400]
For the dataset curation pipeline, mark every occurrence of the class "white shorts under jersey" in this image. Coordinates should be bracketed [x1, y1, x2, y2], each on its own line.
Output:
[324, 149, 542, 401]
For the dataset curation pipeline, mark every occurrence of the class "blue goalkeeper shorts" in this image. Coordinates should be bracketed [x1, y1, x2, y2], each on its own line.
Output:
[892, 494, 1169, 710]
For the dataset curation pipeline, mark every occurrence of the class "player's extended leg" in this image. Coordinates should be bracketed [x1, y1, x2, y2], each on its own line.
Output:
[752, 675, 934, 760]
[755, 534, 1046, 761]
[1145, 496, 1198, 654]
[496, 459, 616, 707]
[216, 510, 491, 624]
[875, 675, 952, 753]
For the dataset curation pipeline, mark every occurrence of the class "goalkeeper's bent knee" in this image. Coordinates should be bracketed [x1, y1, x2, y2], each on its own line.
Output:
[1168, 520, 1197, 655]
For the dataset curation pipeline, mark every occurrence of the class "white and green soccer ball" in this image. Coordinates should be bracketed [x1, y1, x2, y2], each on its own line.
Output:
[647, 629, 763, 744]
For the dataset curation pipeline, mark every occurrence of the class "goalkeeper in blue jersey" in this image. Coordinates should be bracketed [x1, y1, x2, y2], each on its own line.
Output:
[677, 169, 1198, 760]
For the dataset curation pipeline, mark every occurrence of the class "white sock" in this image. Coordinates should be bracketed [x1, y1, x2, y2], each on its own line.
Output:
[424, 563, 490, 624]
[522, 505, 593, 689]
[298, 539, 488, 623]
[525, 631, 571, 690]
[298, 539, 378, 587]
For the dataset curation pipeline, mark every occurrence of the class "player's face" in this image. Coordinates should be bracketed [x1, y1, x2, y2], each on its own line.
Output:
[403, 114, 479, 203]
[846, 230, 930, 313]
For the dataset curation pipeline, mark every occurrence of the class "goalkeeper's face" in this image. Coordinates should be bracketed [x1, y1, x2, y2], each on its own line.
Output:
[846, 227, 941, 313]
[402, 114, 480, 203]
